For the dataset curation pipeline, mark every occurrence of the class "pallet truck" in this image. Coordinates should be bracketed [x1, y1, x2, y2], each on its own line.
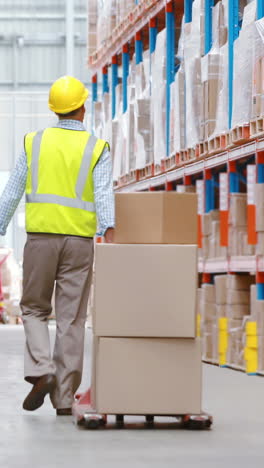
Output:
[72, 389, 213, 431]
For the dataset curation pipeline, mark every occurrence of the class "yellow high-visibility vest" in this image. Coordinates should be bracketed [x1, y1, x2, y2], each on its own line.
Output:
[25, 127, 108, 237]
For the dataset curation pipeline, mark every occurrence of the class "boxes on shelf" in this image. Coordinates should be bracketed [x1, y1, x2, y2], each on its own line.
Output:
[114, 192, 198, 245]
[92, 337, 202, 415]
[201, 210, 227, 259]
[228, 193, 255, 256]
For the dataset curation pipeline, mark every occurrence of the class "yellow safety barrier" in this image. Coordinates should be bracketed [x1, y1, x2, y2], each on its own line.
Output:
[244, 321, 258, 375]
[218, 317, 228, 367]
[196, 313, 201, 338]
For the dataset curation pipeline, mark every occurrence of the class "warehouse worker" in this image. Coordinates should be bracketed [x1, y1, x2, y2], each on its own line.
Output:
[0, 76, 115, 416]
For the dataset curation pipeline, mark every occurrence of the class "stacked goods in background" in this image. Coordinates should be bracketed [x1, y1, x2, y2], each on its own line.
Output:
[229, 193, 255, 256]
[198, 274, 260, 371]
[199, 283, 218, 361]
[201, 210, 227, 260]
[91, 192, 203, 415]
[250, 285, 264, 371]
[87, 0, 97, 57]
[0, 248, 21, 324]
[256, 182, 264, 255]
[90, 0, 264, 182]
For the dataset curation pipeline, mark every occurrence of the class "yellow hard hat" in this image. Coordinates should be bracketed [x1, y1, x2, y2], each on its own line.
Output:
[49, 76, 89, 114]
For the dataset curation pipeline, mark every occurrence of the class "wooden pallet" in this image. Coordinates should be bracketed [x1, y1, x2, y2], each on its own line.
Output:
[207, 134, 228, 156]
[250, 117, 264, 138]
[154, 161, 165, 176]
[137, 163, 154, 180]
[229, 124, 250, 146]
[161, 155, 177, 172]
[196, 141, 209, 158]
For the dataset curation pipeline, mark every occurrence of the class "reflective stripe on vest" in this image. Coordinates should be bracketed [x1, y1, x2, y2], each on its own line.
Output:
[26, 130, 98, 212]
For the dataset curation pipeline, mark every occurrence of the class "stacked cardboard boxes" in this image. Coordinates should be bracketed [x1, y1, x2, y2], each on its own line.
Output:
[200, 283, 217, 361]
[256, 183, 264, 255]
[229, 193, 255, 256]
[250, 285, 264, 371]
[201, 210, 226, 259]
[0, 248, 22, 324]
[91, 192, 203, 415]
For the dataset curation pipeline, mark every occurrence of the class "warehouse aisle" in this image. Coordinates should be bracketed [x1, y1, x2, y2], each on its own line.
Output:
[1, 325, 264, 468]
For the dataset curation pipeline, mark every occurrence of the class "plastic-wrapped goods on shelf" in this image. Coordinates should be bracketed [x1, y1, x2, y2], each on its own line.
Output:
[87, 0, 98, 57]
[96, 0, 117, 49]
[112, 116, 125, 182]
[185, 57, 202, 149]
[213, 43, 229, 137]
[116, 0, 136, 24]
[170, 67, 185, 154]
[215, 275, 227, 305]
[184, 0, 205, 60]
[135, 99, 152, 169]
[151, 30, 166, 165]
[252, 18, 264, 118]
[201, 1, 227, 140]
[227, 319, 244, 367]
[135, 51, 150, 100]
[126, 103, 136, 173]
[115, 83, 123, 118]
[94, 102, 103, 139]
[232, 1, 257, 127]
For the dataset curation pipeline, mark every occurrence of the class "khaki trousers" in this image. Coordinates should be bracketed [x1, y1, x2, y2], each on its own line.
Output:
[20, 234, 94, 409]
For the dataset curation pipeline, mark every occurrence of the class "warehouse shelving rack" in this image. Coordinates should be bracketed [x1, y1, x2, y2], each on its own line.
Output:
[89, 0, 264, 274]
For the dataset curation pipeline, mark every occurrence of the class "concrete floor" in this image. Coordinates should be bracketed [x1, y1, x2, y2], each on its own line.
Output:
[1, 326, 264, 468]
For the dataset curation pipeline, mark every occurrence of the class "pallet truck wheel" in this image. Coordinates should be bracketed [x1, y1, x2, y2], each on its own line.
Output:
[145, 415, 154, 427]
[116, 415, 124, 428]
[84, 415, 102, 430]
[183, 415, 212, 431]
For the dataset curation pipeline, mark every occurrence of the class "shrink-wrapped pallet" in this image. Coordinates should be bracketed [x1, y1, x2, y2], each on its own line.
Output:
[232, 1, 257, 127]
[151, 30, 166, 165]
[170, 67, 185, 154]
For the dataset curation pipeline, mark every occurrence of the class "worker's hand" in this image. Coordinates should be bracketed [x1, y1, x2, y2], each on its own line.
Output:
[104, 228, 115, 244]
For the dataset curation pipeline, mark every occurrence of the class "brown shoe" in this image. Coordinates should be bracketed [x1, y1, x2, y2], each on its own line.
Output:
[56, 408, 72, 416]
[23, 374, 56, 411]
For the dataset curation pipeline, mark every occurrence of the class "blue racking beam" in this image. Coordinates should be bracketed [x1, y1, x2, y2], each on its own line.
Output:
[257, 0, 264, 19]
[228, 0, 240, 129]
[91, 74, 97, 134]
[205, 0, 214, 54]
[122, 44, 129, 113]
[166, 2, 175, 157]
[102, 66, 109, 94]
[149, 18, 158, 96]
[205, 170, 215, 212]
[135, 31, 143, 64]
[111, 56, 118, 119]
[149, 18, 157, 54]
[184, 0, 194, 23]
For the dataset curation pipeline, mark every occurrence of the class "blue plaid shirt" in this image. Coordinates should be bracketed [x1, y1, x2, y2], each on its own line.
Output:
[0, 120, 115, 236]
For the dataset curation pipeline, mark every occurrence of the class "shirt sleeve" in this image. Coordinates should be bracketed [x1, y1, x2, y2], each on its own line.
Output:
[0, 150, 27, 236]
[93, 147, 115, 236]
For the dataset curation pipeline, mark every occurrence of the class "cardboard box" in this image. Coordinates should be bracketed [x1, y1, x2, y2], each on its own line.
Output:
[229, 194, 247, 227]
[258, 335, 264, 370]
[94, 244, 197, 338]
[200, 301, 215, 322]
[215, 275, 227, 305]
[202, 334, 213, 360]
[201, 284, 215, 304]
[227, 304, 250, 319]
[92, 337, 202, 415]
[250, 284, 257, 318]
[227, 289, 250, 305]
[114, 192, 198, 245]
[256, 184, 264, 232]
[227, 275, 255, 291]
[256, 231, 264, 255]
[255, 300, 264, 335]
[216, 304, 227, 318]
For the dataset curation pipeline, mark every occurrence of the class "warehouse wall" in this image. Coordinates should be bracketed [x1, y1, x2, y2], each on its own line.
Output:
[0, 0, 90, 259]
